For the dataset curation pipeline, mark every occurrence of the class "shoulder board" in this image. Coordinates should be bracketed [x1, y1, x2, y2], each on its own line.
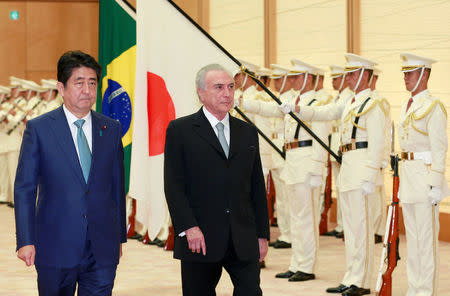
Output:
[351, 98, 382, 117]
[413, 97, 447, 120]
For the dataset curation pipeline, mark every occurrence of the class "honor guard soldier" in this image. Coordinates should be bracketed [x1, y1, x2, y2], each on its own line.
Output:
[243, 59, 330, 282]
[238, 64, 298, 250]
[39, 79, 63, 114]
[0, 86, 12, 205]
[289, 54, 385, 295]
[398, 53, 448, 296]
[20, 79, 44, 122]
[3, 77, 28, 208]
[369, 68, 390, 244]
[321, 65, 353, 238]
[256, 66, 292, 249]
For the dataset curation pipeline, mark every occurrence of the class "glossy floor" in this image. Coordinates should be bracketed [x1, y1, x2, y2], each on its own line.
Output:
[1, 205, 450, 295]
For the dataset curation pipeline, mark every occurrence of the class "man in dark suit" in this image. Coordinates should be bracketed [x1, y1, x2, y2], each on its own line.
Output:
[164, 64, 270, 296]
[14, 51, 126, 296]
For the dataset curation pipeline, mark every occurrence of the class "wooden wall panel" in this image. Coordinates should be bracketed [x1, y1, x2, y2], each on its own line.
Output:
[0, 2, 27, 85]
[0, 1, 98, 85]
[26, 1, 99, 80]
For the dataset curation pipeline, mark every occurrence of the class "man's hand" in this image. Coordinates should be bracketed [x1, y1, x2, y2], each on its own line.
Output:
[185, 226, 206, 255]
[258, 238, 268, 262]
[17, 245, 35, 267]
[428, 186, 443, 205]
[279, 103, 295, 114]
[362, 181, 375, 195]
[310, 175, 323, 188]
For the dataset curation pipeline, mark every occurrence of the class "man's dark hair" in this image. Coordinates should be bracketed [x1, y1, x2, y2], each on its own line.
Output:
[57, 50, 101, 86]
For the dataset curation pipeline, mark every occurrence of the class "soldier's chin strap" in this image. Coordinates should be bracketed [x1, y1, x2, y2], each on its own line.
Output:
[299, 73, 308, 93]
[368, 73, 374, 87]
[313, 74, 319, 91]
[410, 67, 425, 93]
[338, 74, 346, 92]
[353, 68, 365, 92]
[26, 90, 33, 101]
[279, 75, 287, 94]
[240, 73, 248, 92]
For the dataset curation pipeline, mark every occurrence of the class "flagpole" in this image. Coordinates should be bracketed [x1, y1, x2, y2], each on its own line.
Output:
[234, 106, 285, 159]
[166, 0, 341, 164]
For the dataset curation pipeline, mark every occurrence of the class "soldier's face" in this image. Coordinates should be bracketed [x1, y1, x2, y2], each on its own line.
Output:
[234, 73, 244, 89]
[345, 70, 361, 90]
[198, 70, 235, 120]
[273, 77, 284, 92]
[403, 70, 420, 92]
[332, 77, 343, 90]
[58, 66, 97, 117]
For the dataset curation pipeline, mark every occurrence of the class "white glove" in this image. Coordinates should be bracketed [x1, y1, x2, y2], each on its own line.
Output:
[428, 186, 443, 205]
[310, 175, 323, 188]
[362, 181, 375, 195]
[234, 97, 241, 108]
[279, 103, 295, 114]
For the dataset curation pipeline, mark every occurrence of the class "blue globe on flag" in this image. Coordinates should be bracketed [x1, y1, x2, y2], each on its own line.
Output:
[102, 79, 132, 137]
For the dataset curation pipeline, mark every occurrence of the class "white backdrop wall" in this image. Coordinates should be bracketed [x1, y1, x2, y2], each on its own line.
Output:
[277, 0, 347, 92]
[209, 0, 264, 66]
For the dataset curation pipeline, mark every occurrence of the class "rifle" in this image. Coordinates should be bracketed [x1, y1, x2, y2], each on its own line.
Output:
[375, 146, 401, 295]
[266, 170, 276, 226]
[7, 100, 42, 135]
[319, 155, 332, 234]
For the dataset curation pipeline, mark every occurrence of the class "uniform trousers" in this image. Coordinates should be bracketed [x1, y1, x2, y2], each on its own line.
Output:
[371, 183, 386, 236]
[271, 168, 290, 243]
[331, 162, 343, 232]
[180, 236, 262, 296]
[340, 189, 374, 288]
[6, 150, 19, 203]
[0, 153, 10, 202]
[319, 161, 343, 232]
[287, 182, 320, 273]
[35, 240, 117, 296]
[402, 203, 439, 296]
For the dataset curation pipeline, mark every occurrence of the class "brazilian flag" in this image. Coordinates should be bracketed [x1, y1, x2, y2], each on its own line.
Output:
[97, 0, 136, 193]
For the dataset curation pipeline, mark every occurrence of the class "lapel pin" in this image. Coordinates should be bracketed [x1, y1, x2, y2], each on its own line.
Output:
[100, 125, 107, 137]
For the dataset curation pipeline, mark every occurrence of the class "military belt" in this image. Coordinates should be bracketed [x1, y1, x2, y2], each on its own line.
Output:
[340, 141, 368, 153]
[284, 140, 312, 150]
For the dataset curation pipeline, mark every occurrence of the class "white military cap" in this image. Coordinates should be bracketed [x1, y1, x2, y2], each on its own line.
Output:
[10, 76, 24, 87]
[400, 53, 436, 72]
[329, 65, 345, 77]
[21, 79, 46, 92]
[313, 66, 326, 76]
[344, 53, 377, 73]
[373, 67, 381, 76]
[41, 79, 58, 90]
[255, 67, 272, 77]
[290, 58, 317, 75]
[0, 85, 11, 95]
[237, 59, 259, 76]
[270, 64, 292, 78]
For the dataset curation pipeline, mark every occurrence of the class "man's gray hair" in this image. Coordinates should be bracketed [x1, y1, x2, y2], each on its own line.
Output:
[195, 64, 233, 91]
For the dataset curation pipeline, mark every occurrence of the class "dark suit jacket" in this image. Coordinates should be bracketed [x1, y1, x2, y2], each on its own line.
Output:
[164, 108, 270, 262]
[14, 106, 126, 268]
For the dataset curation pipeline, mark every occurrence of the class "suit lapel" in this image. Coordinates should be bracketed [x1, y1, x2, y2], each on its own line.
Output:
[88, 111, 105, 186]
[192, 109, 227, 159]
[49, 107, 86, 187]
[228, 116, 242, 160]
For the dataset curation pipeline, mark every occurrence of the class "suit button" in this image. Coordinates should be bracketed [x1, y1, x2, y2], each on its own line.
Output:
[225, 208, 230, 214]
[83, 214, 87, 218]
[85, 190, 90, 195]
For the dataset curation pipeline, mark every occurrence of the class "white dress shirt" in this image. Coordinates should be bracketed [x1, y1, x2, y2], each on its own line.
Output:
[202, 106, 230, 145]
[63, 104, 92, 162]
